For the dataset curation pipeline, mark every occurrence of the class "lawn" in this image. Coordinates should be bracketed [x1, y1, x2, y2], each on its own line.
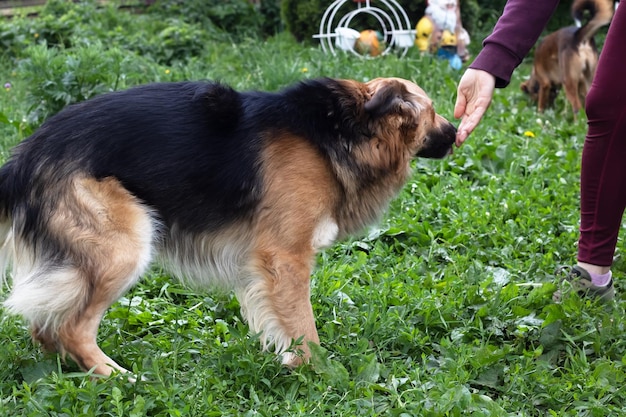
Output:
[0, 2, 625, 416]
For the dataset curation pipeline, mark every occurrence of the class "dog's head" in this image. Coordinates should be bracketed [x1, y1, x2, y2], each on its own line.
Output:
[520, 76, 540, 102]
[362, 77, 456, 160]
[521, 74, 559, 110]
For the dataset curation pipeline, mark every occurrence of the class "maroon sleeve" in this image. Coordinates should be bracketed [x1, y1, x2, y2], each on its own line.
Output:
[469, 0, 560, 88]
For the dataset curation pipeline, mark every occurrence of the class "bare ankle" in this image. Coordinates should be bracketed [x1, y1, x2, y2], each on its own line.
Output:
[577, 262, 610, 275]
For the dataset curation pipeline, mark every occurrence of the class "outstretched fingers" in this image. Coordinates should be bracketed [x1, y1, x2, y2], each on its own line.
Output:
[454, 69, 496, 146]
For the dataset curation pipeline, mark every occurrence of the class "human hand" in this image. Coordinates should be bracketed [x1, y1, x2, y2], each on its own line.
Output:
[454, 68, 496, 146]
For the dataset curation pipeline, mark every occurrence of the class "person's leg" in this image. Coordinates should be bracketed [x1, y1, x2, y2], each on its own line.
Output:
[577, 3, 626, 281]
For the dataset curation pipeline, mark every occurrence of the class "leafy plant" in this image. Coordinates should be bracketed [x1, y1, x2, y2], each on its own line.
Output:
[281, 0, 333, 43]
[132, 19, 210, 66]
[18, 41, 157, 124]
[150, 0, 264, 40]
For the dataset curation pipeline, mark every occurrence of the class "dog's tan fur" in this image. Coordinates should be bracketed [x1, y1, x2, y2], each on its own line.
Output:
[11, 176, 155, 375]
[520, 0, 613, 114]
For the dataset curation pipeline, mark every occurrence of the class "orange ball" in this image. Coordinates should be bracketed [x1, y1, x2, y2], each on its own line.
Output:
[354, 30, 384, 57]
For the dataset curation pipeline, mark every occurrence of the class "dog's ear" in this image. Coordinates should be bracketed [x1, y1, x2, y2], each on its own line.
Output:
[364, 80, 420, 136]
[194, 82, 241, 129]
[364, 80, 409, 118]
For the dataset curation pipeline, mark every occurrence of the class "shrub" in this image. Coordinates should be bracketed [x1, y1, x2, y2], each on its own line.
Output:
[21, 0, 108, 49]
[281, 0, 329, 43]
[0, 0, 126, 62]
[258, 0, 283, 36]
[149, 0, 264, 40]
[18, 42, 155, 125]
[126, 19, 210, 65]
[0, 18, 30, 62]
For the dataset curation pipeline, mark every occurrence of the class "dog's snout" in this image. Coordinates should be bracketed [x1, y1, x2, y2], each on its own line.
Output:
[442, 120, 457, 137]
[416, 119, 457, 159]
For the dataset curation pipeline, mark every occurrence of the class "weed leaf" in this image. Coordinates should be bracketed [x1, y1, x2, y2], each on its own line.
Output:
[308, 342, 349, 388]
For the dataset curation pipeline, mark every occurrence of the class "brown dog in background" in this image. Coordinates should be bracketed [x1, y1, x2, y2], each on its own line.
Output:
[521, 0, 613, 114]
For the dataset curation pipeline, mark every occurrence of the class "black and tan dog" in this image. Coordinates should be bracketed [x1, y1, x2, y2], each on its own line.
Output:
[0, 77, 456, 376]
[521, 0, 613, 114]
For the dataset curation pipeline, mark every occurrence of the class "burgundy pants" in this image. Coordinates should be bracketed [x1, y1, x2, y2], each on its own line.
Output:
[578, 3, 626, 266]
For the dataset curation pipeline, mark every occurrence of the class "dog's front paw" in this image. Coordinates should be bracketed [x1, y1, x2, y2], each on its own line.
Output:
[280, 351, 306, 368]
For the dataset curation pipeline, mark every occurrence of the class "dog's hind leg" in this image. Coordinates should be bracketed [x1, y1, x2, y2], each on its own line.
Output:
[563, 79, 583, 114]
[562, 55, 585, 115]
[5, 176, 154, 376]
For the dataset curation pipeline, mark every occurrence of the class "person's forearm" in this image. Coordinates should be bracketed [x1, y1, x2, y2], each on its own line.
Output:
[470, 0, 560, 87]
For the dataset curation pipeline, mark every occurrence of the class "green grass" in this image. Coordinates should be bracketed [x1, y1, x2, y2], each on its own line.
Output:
[1, 5, 626, 416]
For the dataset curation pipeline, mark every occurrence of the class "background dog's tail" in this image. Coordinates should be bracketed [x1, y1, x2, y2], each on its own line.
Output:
[573, 0, 614, 43]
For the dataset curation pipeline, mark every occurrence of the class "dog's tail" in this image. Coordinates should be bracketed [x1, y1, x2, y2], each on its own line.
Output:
[573, 0, 614, 43]
[0, 163, 15, 279]
[0, 165, 13, 284]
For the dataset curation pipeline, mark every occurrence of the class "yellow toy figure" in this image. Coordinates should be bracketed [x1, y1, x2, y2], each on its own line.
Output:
[415, 0, 470, 68]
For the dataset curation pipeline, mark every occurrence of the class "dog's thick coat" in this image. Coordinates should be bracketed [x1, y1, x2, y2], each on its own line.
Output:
[520, 0, 613, 114]
[0, 77, 455, 376]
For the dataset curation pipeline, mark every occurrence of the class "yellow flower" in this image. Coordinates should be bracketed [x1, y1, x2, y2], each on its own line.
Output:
[301, 67, 308, 73]
[165, 69, 171, 75]
[34, 33, 39, 38]
[523, 130, 535, 138]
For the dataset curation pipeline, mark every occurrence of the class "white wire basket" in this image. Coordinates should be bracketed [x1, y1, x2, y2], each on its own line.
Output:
[313, 0, 416, 58]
